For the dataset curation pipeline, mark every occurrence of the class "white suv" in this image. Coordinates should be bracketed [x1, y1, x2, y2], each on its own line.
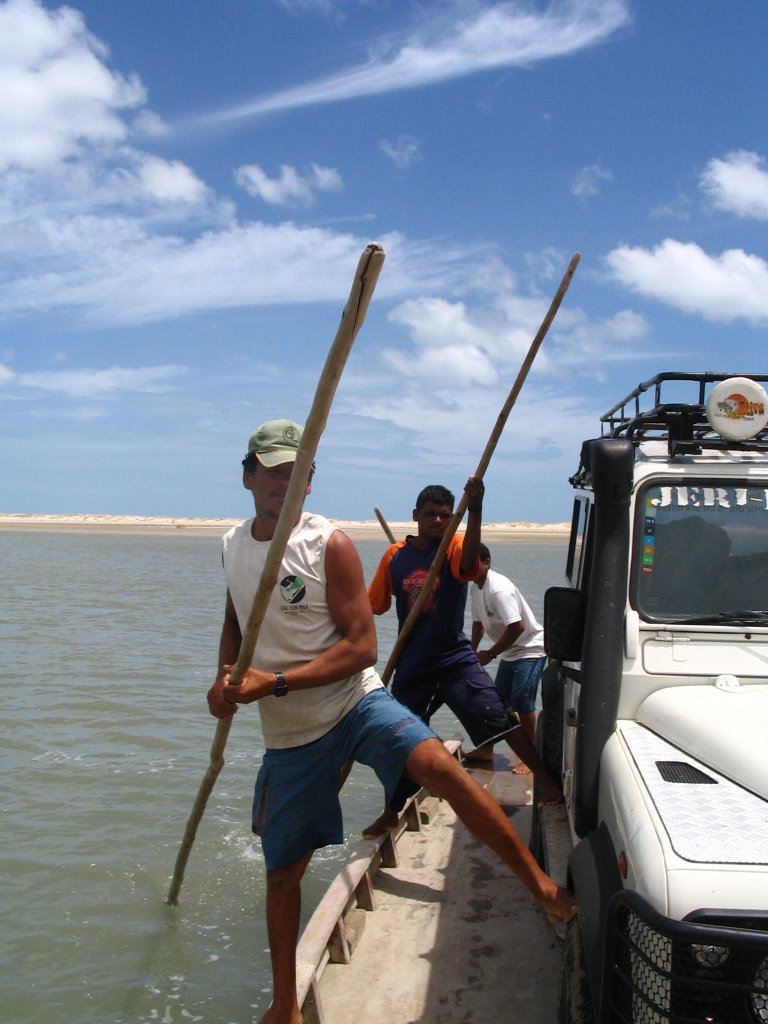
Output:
[534, 372, 768, 1024]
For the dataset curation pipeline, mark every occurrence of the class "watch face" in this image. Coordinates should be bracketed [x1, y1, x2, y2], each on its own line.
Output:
[274, 673, 288, 697]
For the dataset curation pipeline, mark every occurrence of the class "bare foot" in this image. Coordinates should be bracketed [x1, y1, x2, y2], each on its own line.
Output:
[462, 747, 494, 764]
[542, 885, 577, 924]
[362, 807, 398, 839]
[536, 770, 563, 807]
[258, 1002, 302, 1023]
[511, 762, 532, 775]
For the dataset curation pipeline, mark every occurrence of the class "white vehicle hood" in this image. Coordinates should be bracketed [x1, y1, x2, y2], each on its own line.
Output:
[636, 683, 768, 800]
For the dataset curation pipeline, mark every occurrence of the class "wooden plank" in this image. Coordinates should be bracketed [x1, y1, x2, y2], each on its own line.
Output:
[344, 908, 366, 956]
[404, 800, 422, 832]
[355, 869, 375, 911]
[296, 845, 380, 969]
[295, 737, 465, 1012]
[379, 830, 398, 868]
[298, 973, 325, 1024]
[314, 760, 559, 1024]
[328, 907, 366, 963]
[328, 919, 352, 964]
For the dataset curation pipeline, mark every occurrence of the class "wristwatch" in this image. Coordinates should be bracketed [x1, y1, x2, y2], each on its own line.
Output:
[274, 671, 289, 697]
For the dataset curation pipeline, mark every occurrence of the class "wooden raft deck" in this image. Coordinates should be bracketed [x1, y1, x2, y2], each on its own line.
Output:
[296, 741, 564, 1024]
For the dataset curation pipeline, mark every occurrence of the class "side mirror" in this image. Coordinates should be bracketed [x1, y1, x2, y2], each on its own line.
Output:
[544, 586, 585, 661]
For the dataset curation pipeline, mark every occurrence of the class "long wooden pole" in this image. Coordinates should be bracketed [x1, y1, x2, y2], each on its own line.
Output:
[167, 243, 386, 904]
[379, 252, 580, 687]
[373, 505, 396, 544]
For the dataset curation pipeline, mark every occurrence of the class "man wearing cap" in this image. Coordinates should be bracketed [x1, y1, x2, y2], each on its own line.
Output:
[207, 420, 576, 1024]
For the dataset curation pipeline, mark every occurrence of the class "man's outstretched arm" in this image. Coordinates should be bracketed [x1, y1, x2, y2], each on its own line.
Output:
[460, 476, 485, 574]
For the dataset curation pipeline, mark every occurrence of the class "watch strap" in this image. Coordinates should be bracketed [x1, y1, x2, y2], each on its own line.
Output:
[274, 671, 288, 697]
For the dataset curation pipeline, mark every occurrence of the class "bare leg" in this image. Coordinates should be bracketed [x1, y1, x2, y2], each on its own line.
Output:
[405, 738, 576, 922]
[258, 851, 313, 1024]
[503, 724, 560, 803]
[363, 777, 419, 839]
[510, 711, 537, 774]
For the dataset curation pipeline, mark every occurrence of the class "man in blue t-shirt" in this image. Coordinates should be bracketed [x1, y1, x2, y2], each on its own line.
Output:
[365, 478, 561, 837]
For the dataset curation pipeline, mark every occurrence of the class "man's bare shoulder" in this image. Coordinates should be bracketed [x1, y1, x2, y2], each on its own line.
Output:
[325, 524, 365, 569]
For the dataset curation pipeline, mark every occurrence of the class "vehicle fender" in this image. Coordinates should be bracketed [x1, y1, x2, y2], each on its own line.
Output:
[570, 821, 624, 1020]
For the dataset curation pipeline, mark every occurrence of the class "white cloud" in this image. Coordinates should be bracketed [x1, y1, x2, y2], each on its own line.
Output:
[0, 0, 146, 172]
[234, 163, 343, 206]
[700, 150, 768, 221]
[390, 296, 489, 351]
[571, 163, 613, 199]
[131, 109, 170, 139]
[310, 164, 344, 192]
[14, 363, 186, 399]
[385, 297, 498, 385]
[0, 201, 511, 325]
[205, 0, 630, 121]
[0, 0, 213, 239]
[278, 0, 345, 17]
[0, 0, 634, 346]
[383, 342, 497, 386]
[548, 308, 650, 374]
[346, 365, 603, 480]
[605, 239, 768, 324]
[379, 135, 423, 169]
[385, 293, 532, 383]
[134, 155, 208, 204]
[650, 191, 693, 221]
[375, 282, 652, 403]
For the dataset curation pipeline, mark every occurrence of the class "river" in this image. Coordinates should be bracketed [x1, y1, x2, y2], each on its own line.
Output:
[0, 528, 566, 1024]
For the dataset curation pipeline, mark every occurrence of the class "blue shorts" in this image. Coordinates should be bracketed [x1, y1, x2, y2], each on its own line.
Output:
[494, 657, 545, 714]
[392, 658, 514, 748]
[251, 689, 436, 869]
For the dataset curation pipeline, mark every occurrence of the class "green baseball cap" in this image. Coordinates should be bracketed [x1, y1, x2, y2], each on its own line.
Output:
[246, 419, 303, 467]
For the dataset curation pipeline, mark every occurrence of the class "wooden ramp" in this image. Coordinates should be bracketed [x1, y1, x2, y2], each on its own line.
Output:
[297, 743, 562, 1024]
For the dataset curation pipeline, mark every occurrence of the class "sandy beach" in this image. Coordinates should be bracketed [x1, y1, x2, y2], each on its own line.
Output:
[0, 513, 569, 541]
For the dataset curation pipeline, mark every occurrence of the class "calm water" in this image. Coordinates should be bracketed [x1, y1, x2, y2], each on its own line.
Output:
[0, 528, 566, 1024]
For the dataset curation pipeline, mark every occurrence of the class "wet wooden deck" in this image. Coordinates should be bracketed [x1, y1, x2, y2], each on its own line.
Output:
[296, 743, 563, 1024]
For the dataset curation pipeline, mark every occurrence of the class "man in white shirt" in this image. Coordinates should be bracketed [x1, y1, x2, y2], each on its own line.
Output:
[207, 422, 574, 1024]
[470, 543, 546, 774]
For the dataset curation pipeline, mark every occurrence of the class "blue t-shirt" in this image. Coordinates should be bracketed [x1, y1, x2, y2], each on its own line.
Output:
[368, 534, 478, 682]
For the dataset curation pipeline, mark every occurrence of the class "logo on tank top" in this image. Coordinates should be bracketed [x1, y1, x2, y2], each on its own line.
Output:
[280, 574, 307, 605]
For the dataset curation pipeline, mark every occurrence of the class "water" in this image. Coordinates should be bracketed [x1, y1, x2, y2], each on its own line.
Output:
[0, 528, 566, 1024]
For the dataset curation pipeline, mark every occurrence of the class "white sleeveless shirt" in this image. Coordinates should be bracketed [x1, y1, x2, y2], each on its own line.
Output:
[222, 511, 382, 749]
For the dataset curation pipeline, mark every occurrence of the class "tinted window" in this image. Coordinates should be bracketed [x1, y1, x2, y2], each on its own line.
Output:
[634, 483, 768, 620]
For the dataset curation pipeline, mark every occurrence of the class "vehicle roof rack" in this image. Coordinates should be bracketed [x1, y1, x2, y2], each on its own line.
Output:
[600, 371, 768, 452]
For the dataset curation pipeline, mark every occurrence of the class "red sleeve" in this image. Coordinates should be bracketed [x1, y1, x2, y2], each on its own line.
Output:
[448, 534, 479, 583]
[367, 542, 404, 615]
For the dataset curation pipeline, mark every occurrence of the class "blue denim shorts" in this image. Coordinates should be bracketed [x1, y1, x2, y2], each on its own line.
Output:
[392, 658, 513, 748]
[252, 688, 436, 869]
[494, 656, 545, 713]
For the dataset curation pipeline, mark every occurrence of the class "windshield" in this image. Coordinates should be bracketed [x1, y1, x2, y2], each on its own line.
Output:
[634, 482, 768, 622]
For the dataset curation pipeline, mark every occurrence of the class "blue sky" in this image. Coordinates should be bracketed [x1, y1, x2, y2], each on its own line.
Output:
[1, 0, 766, 524]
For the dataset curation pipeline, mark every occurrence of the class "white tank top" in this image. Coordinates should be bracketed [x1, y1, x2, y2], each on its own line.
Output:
[222, 512, 382, 748]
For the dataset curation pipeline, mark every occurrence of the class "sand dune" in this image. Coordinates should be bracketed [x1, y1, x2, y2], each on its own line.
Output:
[0, 513, 569, 541]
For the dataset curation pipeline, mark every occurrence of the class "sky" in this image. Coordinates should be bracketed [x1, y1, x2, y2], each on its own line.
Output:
[1, 0, 767, 525]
